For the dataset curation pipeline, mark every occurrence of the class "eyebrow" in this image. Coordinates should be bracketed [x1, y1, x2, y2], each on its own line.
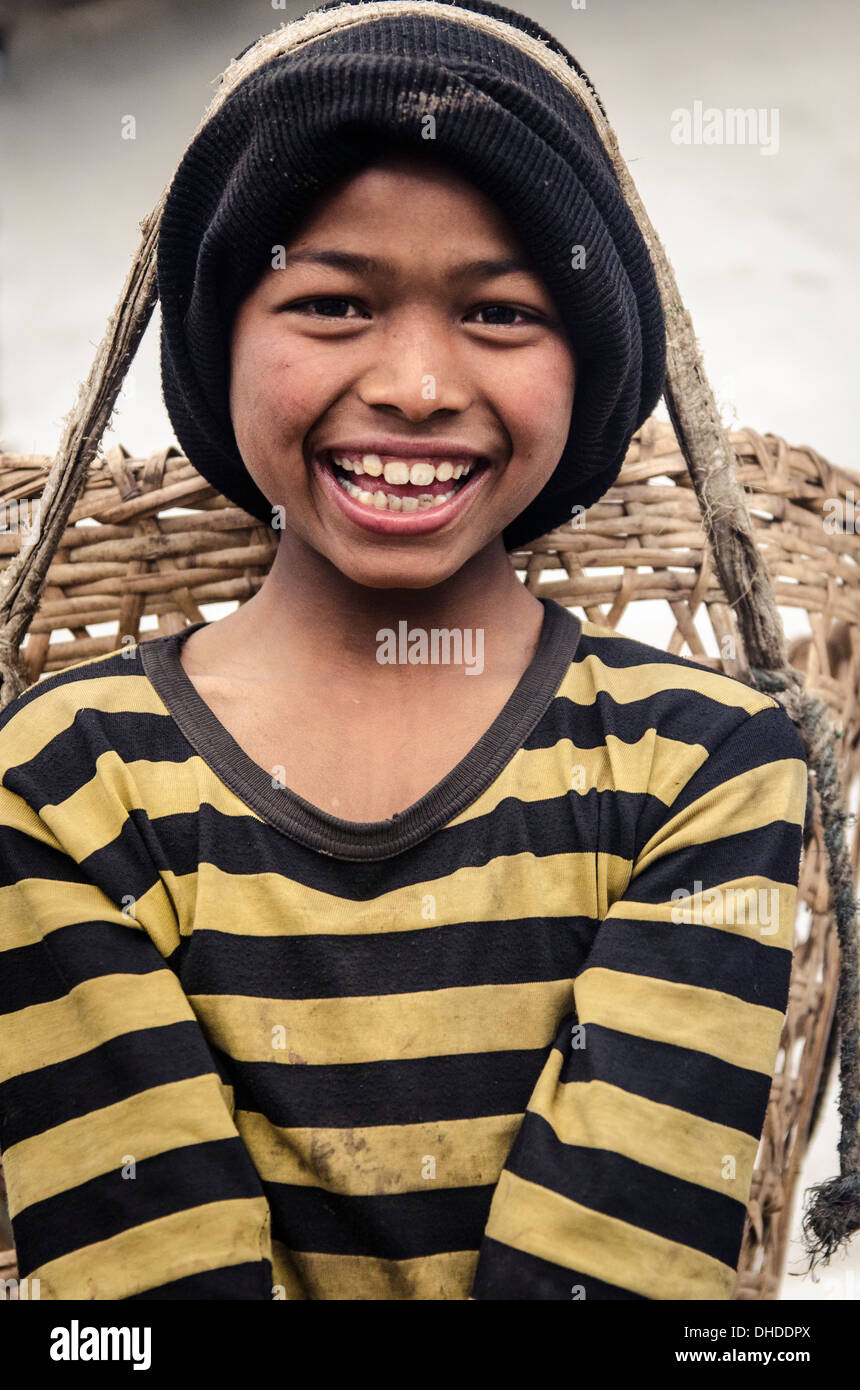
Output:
[273, 249, 536, 281]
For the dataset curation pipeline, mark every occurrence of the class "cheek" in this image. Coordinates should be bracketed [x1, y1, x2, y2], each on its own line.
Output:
[509, 347, 576, 452]
[229, 330, 318, 457]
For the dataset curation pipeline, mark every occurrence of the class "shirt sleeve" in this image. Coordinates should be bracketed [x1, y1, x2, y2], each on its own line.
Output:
[470, 702, 809, 1300]
[0, 778, 274, 1301]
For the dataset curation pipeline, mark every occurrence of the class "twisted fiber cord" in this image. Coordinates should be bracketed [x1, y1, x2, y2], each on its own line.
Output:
[751, 666, 860, 1268]
[0, 0, 855, 1269]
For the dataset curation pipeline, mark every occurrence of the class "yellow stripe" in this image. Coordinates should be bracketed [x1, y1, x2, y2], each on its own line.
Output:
[190, 850, 627, 939]
[273, 1242, 479, 1300]
[575, 967, 784, 1075]
[448, 730, 706, 829]
[36, 753, 265, 856]
[4, 1075, 242, 1216]
[0, 786, 61, 844]
[528, 1049, 758, 1197]
[0, 971, 194, 1084]
[562, 636, 777, 716]
[637, 754, 807, 870]
[484, 1168, 736, 1298]
[0, 874, 183, 959]
[269, 1241, 309, 1299]
[191, 978, 574, 1066]
[1, 668, 168, 764]
[31, 1197, 271, 1300]
[11, 643, 135, 703]
[235, 1110, 520, 1193]
[611, 875, 797, 951]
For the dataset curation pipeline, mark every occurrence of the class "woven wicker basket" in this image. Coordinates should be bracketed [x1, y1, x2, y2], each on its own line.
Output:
[0, 414, 857, 1299]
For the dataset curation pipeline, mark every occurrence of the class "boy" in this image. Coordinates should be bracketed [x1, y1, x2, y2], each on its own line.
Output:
[0, 0, 807, 1299]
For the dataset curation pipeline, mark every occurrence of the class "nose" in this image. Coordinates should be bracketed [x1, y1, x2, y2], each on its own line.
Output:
[356, 312, 473, 421]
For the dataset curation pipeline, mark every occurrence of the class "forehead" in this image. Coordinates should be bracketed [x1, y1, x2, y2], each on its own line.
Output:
[286, 144, 525, 246]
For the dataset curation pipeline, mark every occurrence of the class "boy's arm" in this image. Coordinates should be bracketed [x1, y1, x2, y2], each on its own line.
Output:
[471, 702, 808, 1300]
[0, 781, 274, 1300]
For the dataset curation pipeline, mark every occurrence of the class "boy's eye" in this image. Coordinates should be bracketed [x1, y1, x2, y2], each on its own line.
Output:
[468, 304, 540, 327]
[282, 298, 541, 327]
[289, 297, 367, 319]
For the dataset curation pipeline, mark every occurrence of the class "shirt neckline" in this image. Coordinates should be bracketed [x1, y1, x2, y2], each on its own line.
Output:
[138, 596, 582, 861]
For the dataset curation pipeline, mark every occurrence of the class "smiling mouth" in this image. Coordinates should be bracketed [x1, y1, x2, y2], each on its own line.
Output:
[320, 449, 486, 512]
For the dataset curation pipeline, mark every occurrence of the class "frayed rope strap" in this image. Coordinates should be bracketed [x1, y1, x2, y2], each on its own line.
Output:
[751, 664, 860, 1268]
[0, 0, 856, 1271]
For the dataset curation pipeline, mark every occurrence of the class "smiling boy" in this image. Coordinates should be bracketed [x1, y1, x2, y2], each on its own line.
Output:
[178, 147, 575, 822]
[0, 0, 807, 1300]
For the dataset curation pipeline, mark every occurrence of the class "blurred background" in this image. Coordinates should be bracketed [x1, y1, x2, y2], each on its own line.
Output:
[1, 0, 858, 1300]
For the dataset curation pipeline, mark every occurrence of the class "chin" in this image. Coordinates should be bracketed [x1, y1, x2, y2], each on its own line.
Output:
[333, 547, 469, 592]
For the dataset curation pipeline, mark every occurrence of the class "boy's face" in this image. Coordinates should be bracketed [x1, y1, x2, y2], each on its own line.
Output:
[229, 151, 576, 589]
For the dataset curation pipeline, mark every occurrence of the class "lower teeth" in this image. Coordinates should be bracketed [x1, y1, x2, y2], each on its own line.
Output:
[332, 469, 462, 512]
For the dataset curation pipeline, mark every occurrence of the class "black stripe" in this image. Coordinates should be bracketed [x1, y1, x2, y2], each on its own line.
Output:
[0, 1022, 223, 1149]
[668, 703, 807, 818]
[472, 1234, 648, 1299]
[627, 819, 803, 905]
[3, 761, 653, 899]
[224, 1022, 774, 1138]
[13, 1137, 265, 1273]
[2, 783, 653, 903]
[78, 791, 639, 898]
[265, 1181, 495, 1260]
[178, 917, 594, 999]
[503, 1110, 746, 1267]
[1, 921, 177, 1015]
[81, 805, 202, 892]
[581, 916, 792, 1012]
[3, 709, 192, 807]
[225, 1047, 551, 1128]
[552, 1021, 774, 1137]
[525, 684, 745, 755]
[0, 825, 102, 889]
[573, 628, 762, 680]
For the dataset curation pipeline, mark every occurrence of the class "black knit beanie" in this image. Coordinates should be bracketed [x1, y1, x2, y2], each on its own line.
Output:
[157, 0, 666, 552]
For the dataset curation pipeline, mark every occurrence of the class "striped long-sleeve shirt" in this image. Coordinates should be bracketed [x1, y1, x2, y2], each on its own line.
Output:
[0, 596, 808, 1299]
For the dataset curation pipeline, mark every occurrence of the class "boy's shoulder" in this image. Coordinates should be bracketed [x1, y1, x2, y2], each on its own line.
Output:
[0, 639, 151, 756]
[573, 615, 780, 712]
[566, 615, 805, 759]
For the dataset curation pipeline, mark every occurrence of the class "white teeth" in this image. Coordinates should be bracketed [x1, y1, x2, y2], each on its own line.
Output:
[335, 474, 460, 512]
[332, 452, 475, 484]
[328, 450, 483, 517]
[382, 461, 410, 485]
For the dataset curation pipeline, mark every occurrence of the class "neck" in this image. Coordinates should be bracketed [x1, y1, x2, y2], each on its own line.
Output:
[221, 529, 544, 690]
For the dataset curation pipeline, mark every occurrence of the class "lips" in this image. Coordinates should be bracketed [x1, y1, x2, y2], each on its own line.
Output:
[315, 448, 490, 536]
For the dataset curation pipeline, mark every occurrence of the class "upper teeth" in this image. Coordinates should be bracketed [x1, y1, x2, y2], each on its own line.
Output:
[332, 453, 474, 485]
